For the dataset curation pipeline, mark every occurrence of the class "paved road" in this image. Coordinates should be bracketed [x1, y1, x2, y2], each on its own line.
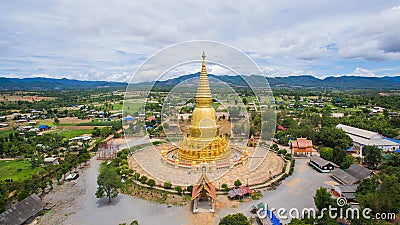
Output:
[72, 157, 190, 225]
[217, 158, 336, 224]
[117, 136, 149, 150]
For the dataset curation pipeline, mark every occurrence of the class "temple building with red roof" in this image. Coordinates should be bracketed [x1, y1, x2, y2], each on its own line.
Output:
[191, 171, 216, 213]
[290, 138, 313, 156]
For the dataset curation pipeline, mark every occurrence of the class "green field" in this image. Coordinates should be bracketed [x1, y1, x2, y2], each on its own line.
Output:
[112, 103, 123, 110]
[124, 101, 143, 114]
[54, 129, 93, 139]
[57, 123, 77, 126]
[0, 160, 45, 182]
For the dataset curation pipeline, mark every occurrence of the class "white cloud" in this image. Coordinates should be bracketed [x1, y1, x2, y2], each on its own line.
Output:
[353, 67, 375, 77]
[0, 0, 400, 81]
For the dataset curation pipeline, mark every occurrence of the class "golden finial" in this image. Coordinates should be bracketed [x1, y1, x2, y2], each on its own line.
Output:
[196, 51, 212, 105]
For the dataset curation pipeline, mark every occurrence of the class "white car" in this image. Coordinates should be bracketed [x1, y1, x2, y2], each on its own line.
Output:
[66, 173, 79, 181]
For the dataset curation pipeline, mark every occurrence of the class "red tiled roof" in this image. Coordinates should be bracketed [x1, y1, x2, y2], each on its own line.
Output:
[191, 186, 199, 199]
[297, 138, 308, 148]
[207, 182, 217, 199]
[191, 173, 217, 200]
[228, 186, 253, 198]
[291, 138, 313, 153]
[278, 125, 287, 131]
[146, 116, 155, 121]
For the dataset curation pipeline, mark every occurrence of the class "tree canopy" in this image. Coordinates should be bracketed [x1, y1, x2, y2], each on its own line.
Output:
[318, 127, 353, 149]
[319, 147, 333, 161]
[362, 146, 382, 169]
[95, 163, 121, 203]
[219, 213, 251, 225]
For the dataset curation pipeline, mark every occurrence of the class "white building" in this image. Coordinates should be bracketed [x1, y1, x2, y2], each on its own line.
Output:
[44, 157, 59, 165]
[331, 113, 344, 118]
[336, 124, 399, 157]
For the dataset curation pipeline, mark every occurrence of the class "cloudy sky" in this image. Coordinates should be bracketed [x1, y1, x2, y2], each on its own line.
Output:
[1, 0, 400, 82]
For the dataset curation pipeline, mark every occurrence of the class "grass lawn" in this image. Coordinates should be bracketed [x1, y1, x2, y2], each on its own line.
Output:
[0, 160, 45, 182]
[124, 101, 143, 115]
[112, 103, 123, 110]
[53, 129, 93, 139]
[57, 123, 77, 126]
[36, 120, 55, 126]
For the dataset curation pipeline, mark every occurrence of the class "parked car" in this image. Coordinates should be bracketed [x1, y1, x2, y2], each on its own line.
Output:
[66, 173, 79, 181]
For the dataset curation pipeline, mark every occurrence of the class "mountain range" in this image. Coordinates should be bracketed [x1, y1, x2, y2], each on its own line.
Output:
[145, 73, 400, 90]
[0, 75, 399, 90]
[0, 77, 126, 90]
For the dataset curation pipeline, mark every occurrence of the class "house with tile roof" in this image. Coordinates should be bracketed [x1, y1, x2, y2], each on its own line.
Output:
[290, 138, 313, 156]
[309, 155, 339, 172]
[331, 163, 372, 185]
[0, 195, 45, 225]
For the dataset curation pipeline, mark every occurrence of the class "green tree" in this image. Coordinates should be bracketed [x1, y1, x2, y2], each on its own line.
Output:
[0, 181, 8, 212]
[219, 213, 251, 225]
[357, 174, 400, 214]
[341, 155, 355, 169]
[319, 147, 333, 161]
[139, 175, 148, 184]
[271, 143, 279, 151]
[46, 177, 53, 190]
[318, 127, 352, 149]
[147, 179, 156, 187]
[357, 176, 378, 195]
[288, 219, 311, 225]
[385, 153, 400, 167]
[95, 163, 121, 203]
[332, 146, 346, 166]
[39, 181, 47, 194]
[17, 189, 30, 201]
[133, 172, 140, 180]
[130, 220, 139, 225]
[221, 183, 229, 192]
[163, 181, 172, 189]
[54, 117, 60, 124]
[234, 179, 242, 188]
[362, 146, 382, 169]
[175, 186, 183, 195]
[56, 172, 62, 184]
[313, 187, 334, 212]
[92, 127, 101, 137]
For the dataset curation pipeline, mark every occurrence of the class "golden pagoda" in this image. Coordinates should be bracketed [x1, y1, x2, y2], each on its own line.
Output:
[177, 51, 230, 162]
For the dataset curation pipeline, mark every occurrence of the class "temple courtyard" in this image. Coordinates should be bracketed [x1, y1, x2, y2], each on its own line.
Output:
[127, 142, 285, 188]
[36, 145, 335, 225]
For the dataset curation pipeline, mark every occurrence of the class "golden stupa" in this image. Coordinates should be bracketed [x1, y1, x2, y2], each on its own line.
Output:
[177, 51, 230, 162]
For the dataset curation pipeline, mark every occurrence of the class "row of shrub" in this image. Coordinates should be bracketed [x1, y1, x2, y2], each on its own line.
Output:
[270, 158, 296, 188]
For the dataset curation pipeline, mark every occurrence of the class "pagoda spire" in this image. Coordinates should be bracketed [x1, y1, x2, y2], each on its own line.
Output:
[196, 51, 212, 106]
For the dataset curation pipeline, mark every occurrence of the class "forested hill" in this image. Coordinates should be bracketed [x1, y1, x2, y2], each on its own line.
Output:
[0, 77, 126, 90]
[148, 74, 400, 90]
[1, 75, 400, 90]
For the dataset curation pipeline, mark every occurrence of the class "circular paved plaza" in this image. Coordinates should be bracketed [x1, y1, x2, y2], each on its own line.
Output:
[128, 142, 285, 187]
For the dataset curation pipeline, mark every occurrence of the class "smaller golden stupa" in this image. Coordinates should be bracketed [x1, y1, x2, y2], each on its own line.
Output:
[177, 51, 230, 162]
